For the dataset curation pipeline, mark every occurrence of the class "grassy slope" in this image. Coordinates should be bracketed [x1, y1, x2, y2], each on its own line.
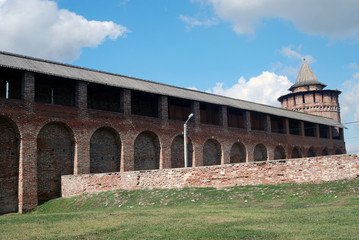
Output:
[1, 178, 359, 239]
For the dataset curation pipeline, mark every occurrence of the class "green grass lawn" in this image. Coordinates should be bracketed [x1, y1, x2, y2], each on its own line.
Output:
[1, 178, 359, 239]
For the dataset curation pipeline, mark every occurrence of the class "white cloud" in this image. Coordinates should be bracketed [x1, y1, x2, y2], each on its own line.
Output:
[119, 0, 129, 6]
[341, 72, 359, 126]
[0, 0, 128, 62]
[187, 86, 199, 91]
[280, 46, 315, 63]
[348, 63, 358, 70]
[272, 45, 315, 79]
[207, 71, 292, 107]
[199, 0, 359, 38]
[179, 14, 218, 31]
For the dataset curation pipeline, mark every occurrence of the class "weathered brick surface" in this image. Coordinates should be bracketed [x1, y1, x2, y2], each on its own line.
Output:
[37, 122, 74, 203]
[0, 116, 20, 214]
[90, 127, 121, 173]
[280, 89, 341, 123]
[62, 154, 359, 198]
[0, 67, 347, 214]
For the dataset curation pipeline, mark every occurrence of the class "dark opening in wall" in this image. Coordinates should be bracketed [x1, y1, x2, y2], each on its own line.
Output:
[170, 135, 193, 168]
[35, 74, 76, 106]
[308, 147, 317, 157]
[304, 122, 316, 137]
[0, 67, 22, 100]
[271, 115, 285, 134]
[203, 139, 221, 166]
[168, 97, 191, 121]
[87, 83, 122, 113]
[131, 90, 159, 118]
[335, 149, 343, 155]
[230, 142, 246, 163]
[319, 125, 329, 138]
[90, 127, 121, 173]
[0, 116, 20, 214]
[289, 119, 301, 135]
[254, 144, 267, 161]
[322, 148, 330, 156]
[37, 122, 74, 203]
[200, 103, 220, 125]
[274, 145, 286, 160]
[250, 111, 265, 131]
[227, 107, 244, 128]
[134, 131, 160, 170]
[291, 146, 302, 158]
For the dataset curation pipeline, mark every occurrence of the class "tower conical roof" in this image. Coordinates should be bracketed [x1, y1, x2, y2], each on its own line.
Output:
[289, 59, 326, 91]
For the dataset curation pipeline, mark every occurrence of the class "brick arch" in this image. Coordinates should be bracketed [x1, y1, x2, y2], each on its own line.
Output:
[171, 135, 193, 168]
[203, 139, 221, 166]
[90, 127, 121, 173]
[134, 131, 160, 170]
[274, 145, 286, 160]
[254, 144, 267, 161]
[37, 122, 74, 203]
[322, 148, 330, 156]
[308, 147, 317, 157]
[335, 149, 343, 155]
[0, 116, 20, 214]
[291, 146, 303, 158]
[230, 142, 246, 163]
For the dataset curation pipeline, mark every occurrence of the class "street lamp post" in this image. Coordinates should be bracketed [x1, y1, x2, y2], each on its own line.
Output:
[184, 113, 194, 168]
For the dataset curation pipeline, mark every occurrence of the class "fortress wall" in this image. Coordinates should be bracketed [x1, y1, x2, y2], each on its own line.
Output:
[0, 65, 347, 213]
[62, 154, 359, 198]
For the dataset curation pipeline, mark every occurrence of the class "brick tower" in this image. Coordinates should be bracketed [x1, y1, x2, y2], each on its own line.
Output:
[278, 60, 341, 123]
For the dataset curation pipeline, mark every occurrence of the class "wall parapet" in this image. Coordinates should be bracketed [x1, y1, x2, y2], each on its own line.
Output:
[61, 154, 359, 198]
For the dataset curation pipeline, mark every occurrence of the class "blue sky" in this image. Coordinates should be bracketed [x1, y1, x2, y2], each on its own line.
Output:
[1, 0, 359, 152]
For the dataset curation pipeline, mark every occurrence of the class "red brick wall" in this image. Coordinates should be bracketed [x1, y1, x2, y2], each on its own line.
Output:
[203, 139, 221, 166]
[280, 90, 341, 123]
[134, 131, 160, 171]
[61, 154, 359, 198]
[37, 122, 74, 203]
[230, 142, 246, 163]
[0, 116, 20, 214]
[0, 70, 347, 214]
[90, 127, 121, 173]
[171, 135, 193, 168]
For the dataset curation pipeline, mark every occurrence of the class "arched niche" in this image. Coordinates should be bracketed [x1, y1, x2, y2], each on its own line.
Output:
[203, 139, 221, 166]
[230, 142, 246, 163]
[37, 122, 74, 203]
[134, 131, 160, 171]
[90, 127, 121, 173]
[171, 135, 193, 168]
[0, 116, 20, 214]
[274, 145, 286, 160]
[308, 147, 317, 157]
[291, 146, 303, 159]
[322, 148, 330, 156]
[254, 144, 267, 162]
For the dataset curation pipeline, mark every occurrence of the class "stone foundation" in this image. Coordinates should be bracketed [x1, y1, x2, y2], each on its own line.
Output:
[62, 154, 359, 198]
